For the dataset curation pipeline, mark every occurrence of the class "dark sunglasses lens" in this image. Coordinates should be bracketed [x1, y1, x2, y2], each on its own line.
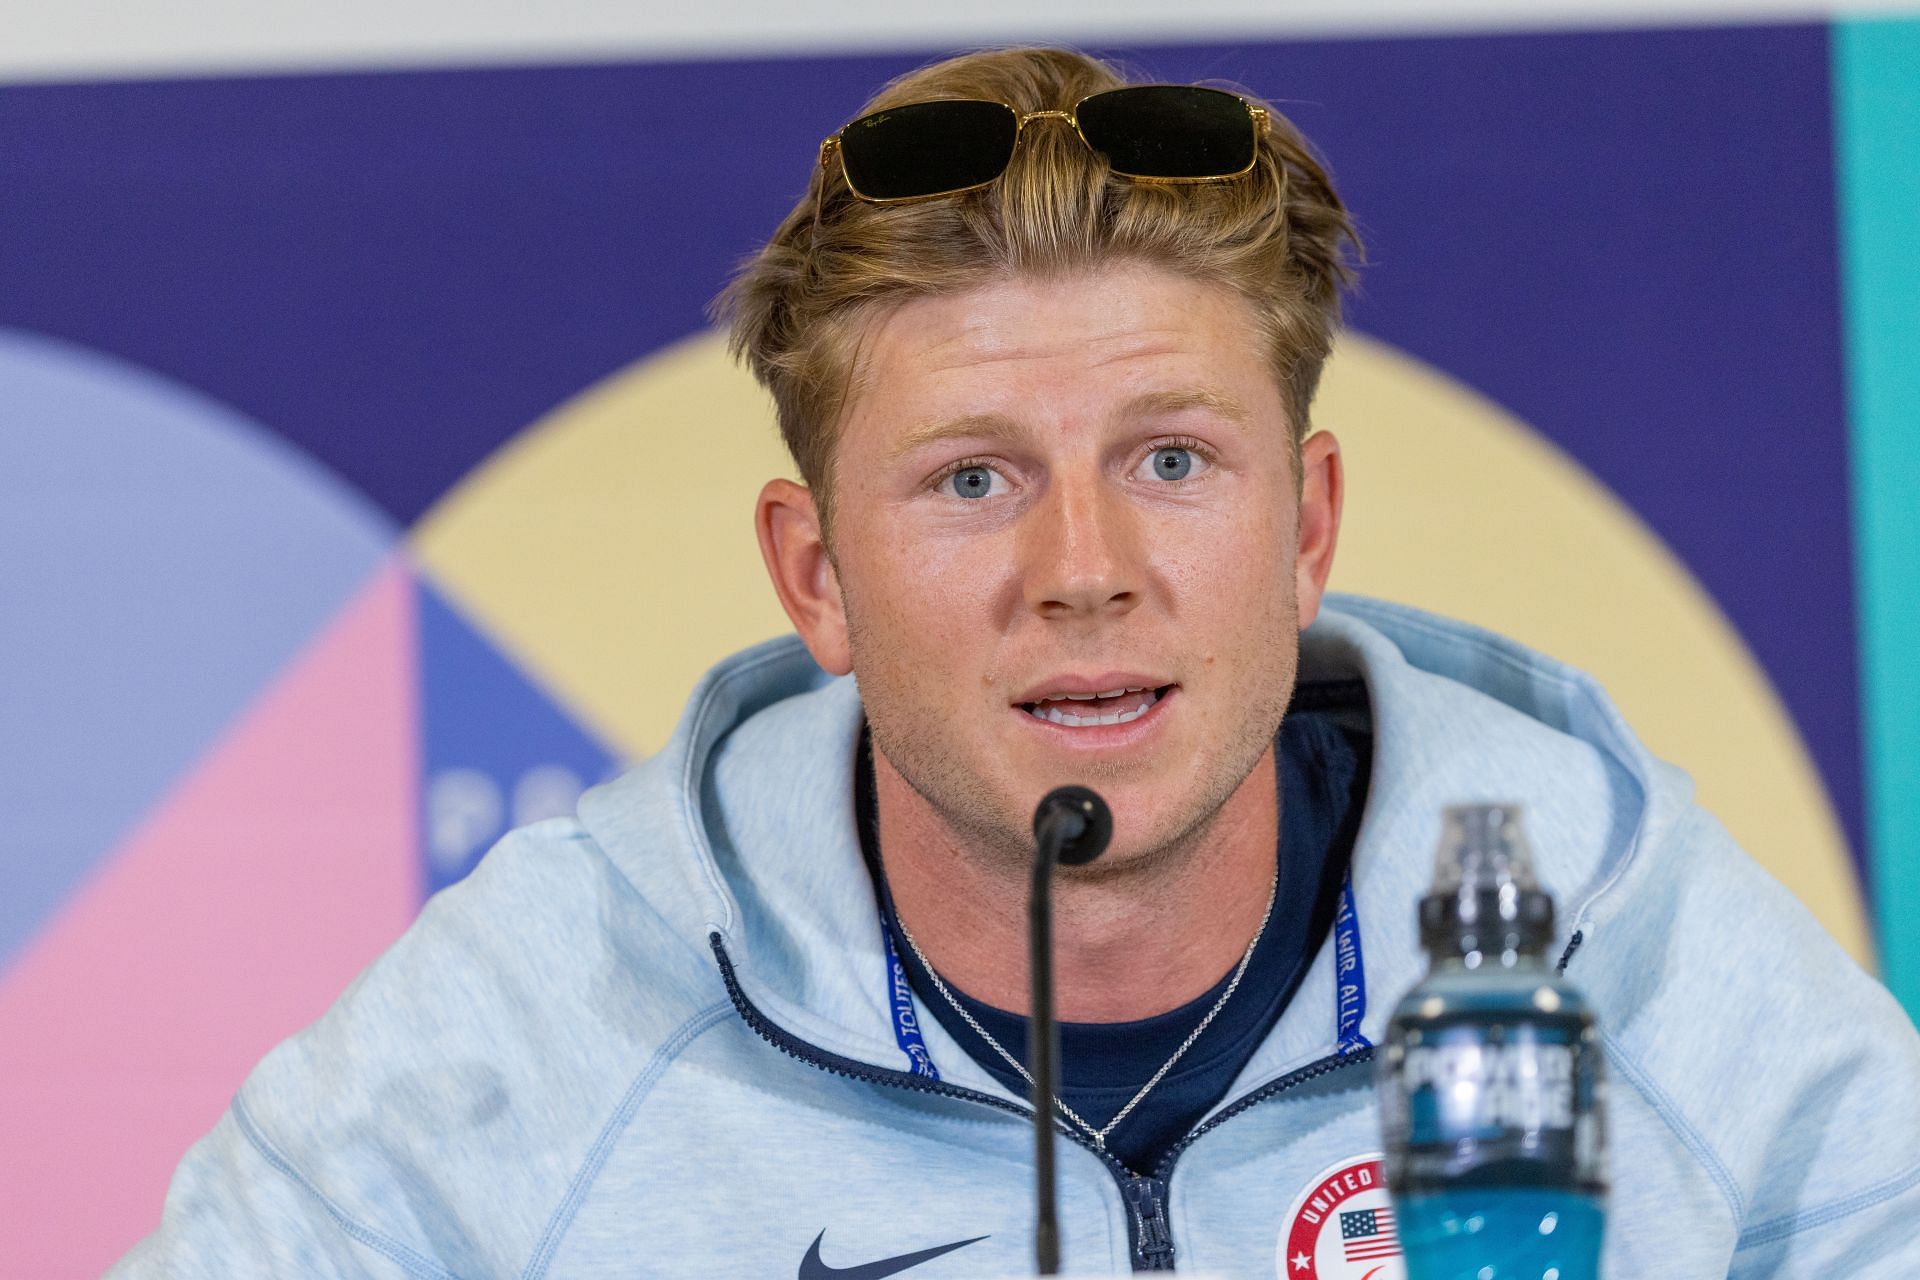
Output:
[839, 99, 1020, 200]
[1076, 86, 1257, 178]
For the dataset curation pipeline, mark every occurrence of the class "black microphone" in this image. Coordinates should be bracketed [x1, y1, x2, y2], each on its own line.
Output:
[1029, 785, 1112, 1276]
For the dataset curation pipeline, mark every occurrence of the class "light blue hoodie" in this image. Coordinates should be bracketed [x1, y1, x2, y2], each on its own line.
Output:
[113, 596, 1920, 1277]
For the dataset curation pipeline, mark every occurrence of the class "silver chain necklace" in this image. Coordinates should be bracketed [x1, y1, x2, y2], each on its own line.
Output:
[891, 865, 1279, 1154]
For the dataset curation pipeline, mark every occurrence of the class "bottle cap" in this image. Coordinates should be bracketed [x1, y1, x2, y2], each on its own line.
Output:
[1418, 803, 1556, 957]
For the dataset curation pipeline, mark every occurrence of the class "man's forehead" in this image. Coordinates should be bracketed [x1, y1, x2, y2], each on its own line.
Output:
[867, 265, 1259, 368]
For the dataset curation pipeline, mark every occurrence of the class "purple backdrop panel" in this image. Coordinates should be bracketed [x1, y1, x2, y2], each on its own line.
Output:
[0, 26, 1860, 877]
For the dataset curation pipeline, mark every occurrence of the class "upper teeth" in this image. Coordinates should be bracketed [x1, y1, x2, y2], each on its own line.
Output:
[1053, 686, 1145, 701]
[1025, 686, 1161, 727]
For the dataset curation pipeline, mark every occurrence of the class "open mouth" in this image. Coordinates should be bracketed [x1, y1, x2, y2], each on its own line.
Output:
[1019, 684, 1177, 727]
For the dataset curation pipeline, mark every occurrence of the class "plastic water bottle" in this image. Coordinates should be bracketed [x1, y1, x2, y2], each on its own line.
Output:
[1379, 804, 1606, 1280]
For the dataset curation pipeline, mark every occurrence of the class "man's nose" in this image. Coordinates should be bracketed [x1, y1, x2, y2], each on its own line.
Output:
[1021, 470, 1143, 620]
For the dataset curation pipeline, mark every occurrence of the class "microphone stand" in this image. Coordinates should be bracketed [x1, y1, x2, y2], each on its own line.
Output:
[1029, 787, 1111, 1277]
[1030, 811, 1073, 1276]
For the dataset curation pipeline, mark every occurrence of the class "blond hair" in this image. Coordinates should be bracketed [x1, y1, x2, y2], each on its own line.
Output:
[716, 47, 1359, 540]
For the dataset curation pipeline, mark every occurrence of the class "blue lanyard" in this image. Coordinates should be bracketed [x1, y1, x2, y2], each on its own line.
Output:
[880, 917, 941, 1079]
[1333, 873, 1372, 1055]
[876, 870, 1370, 1077]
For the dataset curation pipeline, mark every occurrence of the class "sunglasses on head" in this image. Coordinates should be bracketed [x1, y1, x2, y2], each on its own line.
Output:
[818, 84, 1270, 205]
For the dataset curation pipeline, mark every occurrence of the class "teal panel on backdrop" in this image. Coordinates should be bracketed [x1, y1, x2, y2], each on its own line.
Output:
[1837, 17, 1920, 1023]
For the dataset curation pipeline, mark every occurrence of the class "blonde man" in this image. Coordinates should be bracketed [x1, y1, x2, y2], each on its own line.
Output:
[118, 49, 1920, 1278]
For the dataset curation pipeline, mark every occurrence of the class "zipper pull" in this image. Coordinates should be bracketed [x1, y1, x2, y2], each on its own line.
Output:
[1124, 1175, 1176, 1271]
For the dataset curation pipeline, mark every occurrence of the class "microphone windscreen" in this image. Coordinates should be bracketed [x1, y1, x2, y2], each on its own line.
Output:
[1034, 786, 1112, 866]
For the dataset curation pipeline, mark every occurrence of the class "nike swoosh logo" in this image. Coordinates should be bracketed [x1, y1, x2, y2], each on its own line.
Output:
[798, 1229, 989, 1280]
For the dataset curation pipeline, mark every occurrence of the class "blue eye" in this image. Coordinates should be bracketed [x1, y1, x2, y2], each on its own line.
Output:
[949, 466, 995, 499]
[1151, 448, 1193, 481]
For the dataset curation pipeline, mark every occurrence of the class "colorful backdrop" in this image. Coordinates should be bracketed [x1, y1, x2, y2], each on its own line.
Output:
[2, 9, 1916, 1275]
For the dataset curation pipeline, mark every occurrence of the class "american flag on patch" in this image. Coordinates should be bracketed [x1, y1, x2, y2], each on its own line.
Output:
[1340, 1206, 1401, 1263]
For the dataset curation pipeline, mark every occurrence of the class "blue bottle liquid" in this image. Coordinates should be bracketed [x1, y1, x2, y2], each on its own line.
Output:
[1380, 804, 1606, 1280]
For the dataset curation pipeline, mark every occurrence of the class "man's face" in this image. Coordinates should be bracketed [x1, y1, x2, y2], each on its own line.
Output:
[787, 260, 1339, 867]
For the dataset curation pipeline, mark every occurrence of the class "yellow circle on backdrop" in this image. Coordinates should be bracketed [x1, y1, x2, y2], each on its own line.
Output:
[410, 329, 1871, 967]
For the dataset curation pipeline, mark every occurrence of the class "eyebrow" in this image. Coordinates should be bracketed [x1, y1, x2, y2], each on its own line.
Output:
[889, 388, 1252, 461]
[1124, 387, 1253, 426]
[888, 412, 1027, 460]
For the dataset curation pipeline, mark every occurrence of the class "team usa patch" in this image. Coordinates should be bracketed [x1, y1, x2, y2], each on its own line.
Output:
[1277, 1154, 1405, 1280]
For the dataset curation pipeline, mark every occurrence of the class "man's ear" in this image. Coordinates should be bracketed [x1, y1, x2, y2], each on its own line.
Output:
[1293, 430, 1344, 631]
[756, 479, 852, 676]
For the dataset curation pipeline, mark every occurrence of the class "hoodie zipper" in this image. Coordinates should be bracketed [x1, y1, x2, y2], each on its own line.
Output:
[711, 934, 1374, 1272]
[1555, 928, 1586, 975]
[1124, 1175, 1176, 1270]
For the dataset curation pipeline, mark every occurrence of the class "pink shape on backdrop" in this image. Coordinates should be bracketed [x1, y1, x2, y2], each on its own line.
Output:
[0, 557, 422, 1278]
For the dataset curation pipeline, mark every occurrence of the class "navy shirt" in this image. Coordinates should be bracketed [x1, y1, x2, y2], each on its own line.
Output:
[859, 679, 1372, 1175]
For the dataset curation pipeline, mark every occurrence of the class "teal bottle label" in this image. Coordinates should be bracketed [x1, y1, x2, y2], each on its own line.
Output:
[1381, 1011, 1608, 1278]
[1384, 1012, 1606, 1195]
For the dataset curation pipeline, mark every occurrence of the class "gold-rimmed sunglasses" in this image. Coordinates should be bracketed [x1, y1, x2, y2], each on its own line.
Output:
[817, 84, 1271, 208]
